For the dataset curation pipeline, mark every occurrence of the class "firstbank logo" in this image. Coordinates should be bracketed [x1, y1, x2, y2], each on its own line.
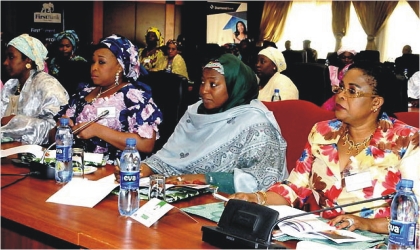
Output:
[34, 2, 61, 23]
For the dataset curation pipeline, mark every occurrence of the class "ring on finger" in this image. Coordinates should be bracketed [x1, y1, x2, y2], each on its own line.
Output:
[345, 218, 354, 227]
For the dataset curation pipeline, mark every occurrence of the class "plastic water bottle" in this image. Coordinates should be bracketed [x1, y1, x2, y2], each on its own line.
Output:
[118, 138, 141, 216]
[165, 62, 172, 73]
[325, 59, 329, 66]
[271, 89, 281, 102]
[55, 118, 73, 183]
[388, 179, 419, 249]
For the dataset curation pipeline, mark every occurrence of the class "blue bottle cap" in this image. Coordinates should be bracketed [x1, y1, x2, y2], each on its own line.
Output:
[59, 117, 69, 125]
[274, 89, 280, 93]
[399, 179, 413, 189]
[126, 138, 136, 146]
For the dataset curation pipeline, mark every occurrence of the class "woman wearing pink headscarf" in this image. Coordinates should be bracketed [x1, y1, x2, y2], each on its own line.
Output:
[321, 47, 357, 111]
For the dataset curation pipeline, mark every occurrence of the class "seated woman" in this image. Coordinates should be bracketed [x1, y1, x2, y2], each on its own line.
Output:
[256, 47, 299, 101]
[1, 34, 68, 145]
[322, 46, 358, 111]
[230, 62, 420, 234]
[139, 27, 165, 72]
[116, 54, 288, 194]
[156, 39, 189, 79]
[54, 34, 163, 163]
[48, 30, 90, 96]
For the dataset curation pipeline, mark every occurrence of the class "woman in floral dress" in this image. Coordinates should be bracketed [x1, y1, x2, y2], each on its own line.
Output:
[230, 62, 419, 234]
[54, 34, 163, 163]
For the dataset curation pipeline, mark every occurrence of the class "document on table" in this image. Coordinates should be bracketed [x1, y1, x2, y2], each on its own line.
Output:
[270, 205, 373, 243]
[46, 174, 119, 208]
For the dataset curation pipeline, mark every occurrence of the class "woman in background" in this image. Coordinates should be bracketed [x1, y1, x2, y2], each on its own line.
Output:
[116, 54, 288, 194]
[322, 47, 357, 111]
[54, 34, 162, 163]
[48, 30, 90, 96]
[1, 34, 68, 145]
[230, 62, 419, 234]
[232, 21, 248, 44]
[139, 27, 165, 72]
[256, 47, 298, 101]
[157, 39, 189, 79]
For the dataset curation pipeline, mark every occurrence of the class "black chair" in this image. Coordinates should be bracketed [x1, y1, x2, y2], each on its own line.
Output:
[355, 50, 380, 63]
[282, 50, 307, 76]
[138, 71, 189, 154]
[285, 62, 331, 106]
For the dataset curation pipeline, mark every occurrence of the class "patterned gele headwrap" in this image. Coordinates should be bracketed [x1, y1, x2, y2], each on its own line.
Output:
[53, 30, 80, 53]
[100, 34, 140, 81]
[146, 27, 165, 47]
[8, 34, 48, 72]
[203, 59, 224, 75]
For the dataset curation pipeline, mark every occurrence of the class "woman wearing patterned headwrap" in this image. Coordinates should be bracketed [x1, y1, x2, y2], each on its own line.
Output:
[139, 27, 165, 71]
[116, 54, 288, 194]
[54, 34, 163, 163]
[48, 30, 90, 96]
[256, 47, 299, 101]
[1, 34, 69, 145]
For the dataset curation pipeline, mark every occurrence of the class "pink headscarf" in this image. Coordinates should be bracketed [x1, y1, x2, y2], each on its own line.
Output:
[337, 47, 357, 56]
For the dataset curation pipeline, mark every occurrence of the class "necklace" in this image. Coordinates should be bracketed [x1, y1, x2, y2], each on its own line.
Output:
[342, 128, 374, 155]
[15, 83, 22, 95]
[90, 85, 118, 103]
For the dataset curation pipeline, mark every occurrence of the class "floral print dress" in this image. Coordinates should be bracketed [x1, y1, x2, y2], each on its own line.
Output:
[55, 82, 163, 162]
[268, 114, 419, 219]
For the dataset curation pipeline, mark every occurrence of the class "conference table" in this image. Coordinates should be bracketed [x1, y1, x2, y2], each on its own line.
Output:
[1, 142, 293, 249]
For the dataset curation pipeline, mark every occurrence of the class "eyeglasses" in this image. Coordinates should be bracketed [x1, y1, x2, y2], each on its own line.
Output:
[332, 86, 378, 98]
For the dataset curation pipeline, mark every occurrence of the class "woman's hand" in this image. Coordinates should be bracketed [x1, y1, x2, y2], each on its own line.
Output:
[166, 174, 206, 185]
[410, 132, 419, 149]
[328, 214, 371, 232]
[72, 122, 98, 139]
[1, 115, 15, 126]
[114, 163, 154, 183]
[227, 192, 258, 203]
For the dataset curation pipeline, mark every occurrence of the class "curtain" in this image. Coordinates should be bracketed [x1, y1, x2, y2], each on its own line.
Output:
[259, 1, 292, 45]
[407, 0, 419, 18]
[331, 1, 350, 51]
[352, 1, 398, 50]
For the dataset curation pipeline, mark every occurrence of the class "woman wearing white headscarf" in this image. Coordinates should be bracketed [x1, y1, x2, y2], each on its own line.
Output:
[1, 34, 68, 145]
[321, 46, 358, 111]
[256, 47, 299, 101]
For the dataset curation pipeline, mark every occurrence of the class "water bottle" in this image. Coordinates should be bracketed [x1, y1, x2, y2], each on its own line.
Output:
[55, 118, 73, 183]
[325, 59, 329, 66]
[388, 179, 419, 249]
[118, 138, 141, 216]
[271, 89, 281, 102]
[165, 62, 172, 73]
[404, 68, 408, 79]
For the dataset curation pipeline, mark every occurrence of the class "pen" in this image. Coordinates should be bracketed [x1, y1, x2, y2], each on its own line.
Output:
[212, 193, 229, 202]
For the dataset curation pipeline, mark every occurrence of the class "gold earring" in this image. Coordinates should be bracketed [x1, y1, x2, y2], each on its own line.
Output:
[115, 71, 120, 86]
[372, 108, 378, 112]
[25, 63, 31, 69]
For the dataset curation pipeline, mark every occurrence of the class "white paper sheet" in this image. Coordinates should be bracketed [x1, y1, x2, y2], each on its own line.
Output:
[46, 174, 119, 208]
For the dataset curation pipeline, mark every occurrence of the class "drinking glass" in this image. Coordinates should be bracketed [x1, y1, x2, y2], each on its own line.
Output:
[72, 148, 84, 179]
[148, 174, 166, 200]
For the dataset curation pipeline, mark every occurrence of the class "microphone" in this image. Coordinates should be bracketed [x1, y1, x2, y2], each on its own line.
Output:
[29, 110, 109, 179]
[275, 192, 396, 224]
[201, 192, 396, 249]
[40, 110, 109, 163]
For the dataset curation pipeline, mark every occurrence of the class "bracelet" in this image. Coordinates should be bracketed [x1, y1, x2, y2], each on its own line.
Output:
[256, 191, 267, 205]
[254, 192, 261, 204]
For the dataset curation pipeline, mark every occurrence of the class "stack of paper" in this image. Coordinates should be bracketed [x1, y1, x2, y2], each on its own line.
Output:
[270, 205, 373, 244]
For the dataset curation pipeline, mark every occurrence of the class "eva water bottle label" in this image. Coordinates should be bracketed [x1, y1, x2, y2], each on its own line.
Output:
[388, 220, 416, 246]
[56, 146, 72, 162]
[120, 171, 140, 190]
